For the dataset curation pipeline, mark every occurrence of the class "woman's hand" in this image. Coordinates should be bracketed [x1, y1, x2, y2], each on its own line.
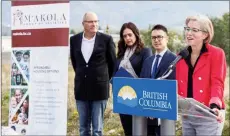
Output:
[212, 108, 223, 123]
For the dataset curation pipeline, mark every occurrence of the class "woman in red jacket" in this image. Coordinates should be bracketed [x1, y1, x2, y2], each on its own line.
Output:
[176, 15, 227, 136]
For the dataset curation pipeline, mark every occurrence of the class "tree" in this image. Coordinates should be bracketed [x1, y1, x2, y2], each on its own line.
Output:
[167, 30, 184, 53]
[210, 12, 230, 64]
[140, 24, 153, 50]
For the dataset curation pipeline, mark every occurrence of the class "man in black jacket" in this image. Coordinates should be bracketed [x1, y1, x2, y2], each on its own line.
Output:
[70, 12, 116, 136]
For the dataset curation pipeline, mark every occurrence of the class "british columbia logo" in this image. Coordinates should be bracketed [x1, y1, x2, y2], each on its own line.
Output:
[117, 86, 138, 107]
[118, 86, 172, 111]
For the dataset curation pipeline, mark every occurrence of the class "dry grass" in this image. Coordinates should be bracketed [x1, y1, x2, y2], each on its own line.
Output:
[67, 65, 123, 135]
[1, 64, 11, 126]
[1, 63, 123, 135]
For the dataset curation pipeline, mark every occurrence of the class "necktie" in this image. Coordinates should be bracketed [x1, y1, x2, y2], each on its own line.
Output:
[151, 54, 161, 78]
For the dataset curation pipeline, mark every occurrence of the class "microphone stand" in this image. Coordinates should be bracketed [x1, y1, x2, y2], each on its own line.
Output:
[157, 46, 189, 135]
[157, 68, 176, 136]
[157, 68, 173, 80]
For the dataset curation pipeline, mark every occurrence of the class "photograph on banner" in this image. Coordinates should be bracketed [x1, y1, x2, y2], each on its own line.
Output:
[10, 97, 29, 125]
[11, 61, 20, 85]
[9, 88, 29, 125]
[12, 50, 30, 81]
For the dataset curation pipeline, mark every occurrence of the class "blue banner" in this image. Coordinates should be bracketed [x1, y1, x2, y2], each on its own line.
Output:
[113, 77, 177, 120]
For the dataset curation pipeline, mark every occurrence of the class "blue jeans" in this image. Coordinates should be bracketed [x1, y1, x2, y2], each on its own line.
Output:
[76, 100, 107, 136]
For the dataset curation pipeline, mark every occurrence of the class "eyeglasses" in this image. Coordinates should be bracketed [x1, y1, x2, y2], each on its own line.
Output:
[151, 35, 164, 41]
[184, 27, 207, 33]
[84, 20, 99, 24]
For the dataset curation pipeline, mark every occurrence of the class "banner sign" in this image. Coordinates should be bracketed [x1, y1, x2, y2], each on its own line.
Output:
[10, 1, 69, 135]
[113, 77, 178, 120]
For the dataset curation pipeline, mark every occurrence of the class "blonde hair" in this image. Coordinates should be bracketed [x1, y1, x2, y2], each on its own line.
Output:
[185, 14, 214, 43]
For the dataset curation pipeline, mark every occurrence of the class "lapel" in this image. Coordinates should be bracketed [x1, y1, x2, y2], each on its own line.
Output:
[149, 56, 155, 78]
[155, 50, 169, 77]
[193, 52, 210, 74]
[91, 32, 99, 56]
[129, 53, 137, 62]
[117, 49, 137, 69]
[88, 32, 99, 63]
[76, 32, 86, 63]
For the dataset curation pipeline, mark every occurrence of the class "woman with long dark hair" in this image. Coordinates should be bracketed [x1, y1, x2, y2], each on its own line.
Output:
[116, 22, 152, 135]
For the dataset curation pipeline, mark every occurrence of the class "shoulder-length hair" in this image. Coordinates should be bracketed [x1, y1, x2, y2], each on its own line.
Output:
[117, 22, 144, 59]
[185, 14, 214, 43]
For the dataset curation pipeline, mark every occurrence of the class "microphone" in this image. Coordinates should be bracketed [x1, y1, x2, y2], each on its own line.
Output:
[158, 46, 189, 79]
[168, 46, 189, 70]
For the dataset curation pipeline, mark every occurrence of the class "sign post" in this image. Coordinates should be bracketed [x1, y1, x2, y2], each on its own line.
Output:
[132, 116, 147, 135]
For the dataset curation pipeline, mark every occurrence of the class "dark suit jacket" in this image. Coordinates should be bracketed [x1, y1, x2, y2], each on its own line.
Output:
[116, 47, 152, 77]
[70, 32, 116, 101]
[140, 50, 176, 125]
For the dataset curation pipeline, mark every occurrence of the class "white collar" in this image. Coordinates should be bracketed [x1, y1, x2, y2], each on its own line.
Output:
[83, 32, 96, 41]
[155, 48, 168, 57]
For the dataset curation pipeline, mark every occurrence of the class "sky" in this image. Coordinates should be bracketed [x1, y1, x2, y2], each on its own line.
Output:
[2, 1, 229, 32]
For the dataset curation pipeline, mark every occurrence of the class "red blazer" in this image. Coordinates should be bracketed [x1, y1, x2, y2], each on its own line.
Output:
[176, 44, 227, 109]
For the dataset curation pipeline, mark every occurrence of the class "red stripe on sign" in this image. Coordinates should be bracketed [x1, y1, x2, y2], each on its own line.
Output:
[12, 1, 69, 6]
[12, 28, 69, 47]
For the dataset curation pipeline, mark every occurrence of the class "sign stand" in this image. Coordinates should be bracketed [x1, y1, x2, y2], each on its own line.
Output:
[113, 77, 177, 136]
[158, 69, 175, 136]
[132, 116, 147, 135]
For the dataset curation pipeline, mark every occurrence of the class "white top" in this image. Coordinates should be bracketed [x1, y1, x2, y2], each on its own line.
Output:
[81, 33, 96, 63]
[151, 48, 168, 74]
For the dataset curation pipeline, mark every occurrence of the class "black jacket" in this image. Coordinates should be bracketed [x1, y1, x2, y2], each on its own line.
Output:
[70, 32, 116, 100]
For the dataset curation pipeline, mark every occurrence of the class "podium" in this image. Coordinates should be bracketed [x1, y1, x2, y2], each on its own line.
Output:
[112, 77, 177, 135]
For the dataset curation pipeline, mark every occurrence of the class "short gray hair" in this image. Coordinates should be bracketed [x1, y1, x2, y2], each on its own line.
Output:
[185, 14, 214, 43]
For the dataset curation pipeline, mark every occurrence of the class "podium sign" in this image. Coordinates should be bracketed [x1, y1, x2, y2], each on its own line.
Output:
[113, 77, 178, 120]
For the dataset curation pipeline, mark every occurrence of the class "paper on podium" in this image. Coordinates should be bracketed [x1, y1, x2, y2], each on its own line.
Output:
[178, 95, 217, 120]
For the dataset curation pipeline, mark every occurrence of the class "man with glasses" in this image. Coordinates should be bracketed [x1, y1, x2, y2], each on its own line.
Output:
[140, 24, 176, 136]
[70, 12, 116, 136]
